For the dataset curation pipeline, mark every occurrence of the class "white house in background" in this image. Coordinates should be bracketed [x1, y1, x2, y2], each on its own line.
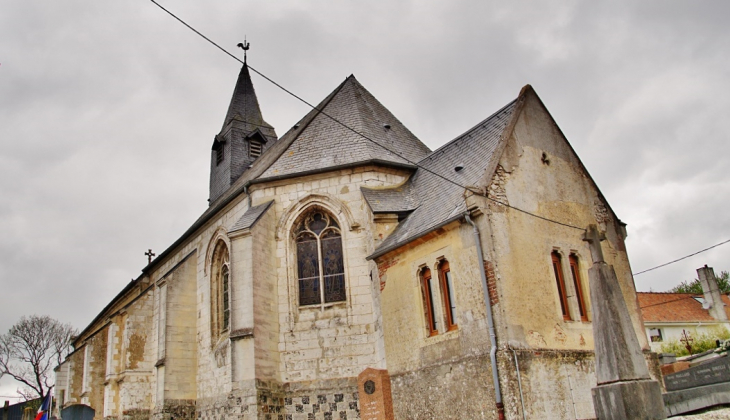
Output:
[638, 266, 730, 352]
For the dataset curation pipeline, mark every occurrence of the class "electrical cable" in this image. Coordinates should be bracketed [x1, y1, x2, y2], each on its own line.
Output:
[633, 238, 730, 276]
[639, 295, 698, 309]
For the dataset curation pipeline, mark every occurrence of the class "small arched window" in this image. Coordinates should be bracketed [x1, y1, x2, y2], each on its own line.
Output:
[438, 259, 458, 331]
[420, 266, 438, 337]
[211, 240, 230, 337]
[551, 251, 571, 321]
[295, 210, 346, 306]
[569, 254, 588, 322]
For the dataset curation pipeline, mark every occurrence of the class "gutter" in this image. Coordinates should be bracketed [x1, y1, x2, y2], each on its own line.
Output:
[465, 213, 504, 420]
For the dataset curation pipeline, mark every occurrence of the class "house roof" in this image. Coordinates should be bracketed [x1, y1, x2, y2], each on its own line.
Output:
[637, 292, 730, 323]
[364, 98, 520, 259]
[259, 75, 431, 179]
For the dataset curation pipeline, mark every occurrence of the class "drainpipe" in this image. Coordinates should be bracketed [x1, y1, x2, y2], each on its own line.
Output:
[510, 346, 527, 420]
[465, 213, 504, 420]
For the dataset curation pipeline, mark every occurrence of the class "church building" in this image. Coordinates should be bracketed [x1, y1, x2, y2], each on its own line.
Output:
[54, 63, 656, 420]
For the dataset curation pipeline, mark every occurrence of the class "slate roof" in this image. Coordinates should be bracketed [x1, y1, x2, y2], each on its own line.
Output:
[260, 75, 431, 179]
[364, 99, 519, 259]
[230, 200, 274, 232]
[638, 292, 730, 323]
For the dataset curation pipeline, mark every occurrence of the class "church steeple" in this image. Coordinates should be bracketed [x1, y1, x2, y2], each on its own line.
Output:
[209, 62, 277, 204]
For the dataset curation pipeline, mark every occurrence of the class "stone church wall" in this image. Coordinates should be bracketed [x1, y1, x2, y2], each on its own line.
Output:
[483, 91, 646, 355]
[117, 290, 155, 420]
[250, 166, 409, 384]
[376, 220, 498, 418]
[84, 327, 109, 420]
[250, 209, 280, 381]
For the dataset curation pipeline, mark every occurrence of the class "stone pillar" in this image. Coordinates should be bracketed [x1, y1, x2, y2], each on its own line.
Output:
[697, 265, 727, 321]
[583, 225, 665, 420]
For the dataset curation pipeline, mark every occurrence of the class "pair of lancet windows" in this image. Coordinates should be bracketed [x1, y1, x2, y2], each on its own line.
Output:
[419, 260, 458, 337]
[211, 240, 230, 337]
[551, 251, 588, 322]
[295, 210, 346, 307]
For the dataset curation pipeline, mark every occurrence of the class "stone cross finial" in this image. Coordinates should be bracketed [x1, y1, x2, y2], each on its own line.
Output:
[583, 224, 606, 264]
[145, 249, 156, 264]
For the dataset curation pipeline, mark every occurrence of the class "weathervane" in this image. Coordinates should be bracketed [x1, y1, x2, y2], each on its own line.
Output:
[237, 37, 250, 64]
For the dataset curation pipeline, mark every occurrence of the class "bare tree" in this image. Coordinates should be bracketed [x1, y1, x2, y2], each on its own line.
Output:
[0, 315, 77, 400]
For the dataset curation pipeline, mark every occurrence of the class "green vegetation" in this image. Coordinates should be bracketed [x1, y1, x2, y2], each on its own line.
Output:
[668, 270, 730, 294]
[660, 327, 730, 356]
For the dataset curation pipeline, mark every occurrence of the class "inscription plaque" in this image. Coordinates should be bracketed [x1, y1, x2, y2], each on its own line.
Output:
[664, 356, 730, 391]
[357, 368, 394, 420]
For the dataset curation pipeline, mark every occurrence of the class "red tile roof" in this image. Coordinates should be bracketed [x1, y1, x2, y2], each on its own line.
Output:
[637, 292, 730, 323]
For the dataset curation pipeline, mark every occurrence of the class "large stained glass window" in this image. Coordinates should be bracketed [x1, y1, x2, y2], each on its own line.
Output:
[295, 210, 346, 306]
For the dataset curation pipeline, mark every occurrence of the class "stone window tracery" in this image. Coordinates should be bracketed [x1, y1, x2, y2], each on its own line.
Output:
[295, 209, 346, 307]
[211, 240, 230, 338]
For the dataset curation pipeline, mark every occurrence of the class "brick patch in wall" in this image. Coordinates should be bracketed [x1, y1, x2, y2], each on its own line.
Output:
[484, 260, 499, 305]
[377, 258, 399, 291]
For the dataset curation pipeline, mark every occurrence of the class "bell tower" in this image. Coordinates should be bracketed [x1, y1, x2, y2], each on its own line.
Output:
[209, 49, 277, 204]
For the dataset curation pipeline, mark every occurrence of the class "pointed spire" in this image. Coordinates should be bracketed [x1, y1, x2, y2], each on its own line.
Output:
[221, 64, 272, 132]
[209, 62, 277, 205]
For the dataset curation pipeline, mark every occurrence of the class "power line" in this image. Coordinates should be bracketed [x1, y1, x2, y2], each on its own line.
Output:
[633, 238, 730, 276]
[147, 0, 586, 231]
[639, 295, 697, 310]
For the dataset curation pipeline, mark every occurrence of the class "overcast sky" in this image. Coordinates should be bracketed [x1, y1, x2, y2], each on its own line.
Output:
[1, 0, 729, 402]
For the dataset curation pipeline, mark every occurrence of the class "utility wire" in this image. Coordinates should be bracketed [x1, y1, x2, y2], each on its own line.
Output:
[639, 295, 698, 310]
[148, 0, 585, 231]
[633, 238, 730, 276]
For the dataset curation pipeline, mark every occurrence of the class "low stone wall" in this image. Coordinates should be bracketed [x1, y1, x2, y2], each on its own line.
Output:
[500, 349, 596, 420]
[390, 354, 496, 419]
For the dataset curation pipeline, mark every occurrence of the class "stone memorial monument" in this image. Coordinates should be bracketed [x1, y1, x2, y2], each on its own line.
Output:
[357, 368, 394, 420]
[584, 225, 666, 419]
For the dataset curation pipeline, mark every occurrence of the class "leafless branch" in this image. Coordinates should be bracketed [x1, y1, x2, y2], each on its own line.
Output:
[0, 315, 77, 401]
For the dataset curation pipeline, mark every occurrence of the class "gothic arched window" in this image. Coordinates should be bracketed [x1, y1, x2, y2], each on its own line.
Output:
[295, 210, 346, 306]
[211, 240, 230, 337]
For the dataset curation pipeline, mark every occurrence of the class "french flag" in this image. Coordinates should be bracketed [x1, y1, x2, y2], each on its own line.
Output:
[34, 388, 52, 420]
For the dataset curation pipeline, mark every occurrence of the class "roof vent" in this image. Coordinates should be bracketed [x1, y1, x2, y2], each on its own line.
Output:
[454, 164, 464, 172]
[383, 123, 391, 129]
